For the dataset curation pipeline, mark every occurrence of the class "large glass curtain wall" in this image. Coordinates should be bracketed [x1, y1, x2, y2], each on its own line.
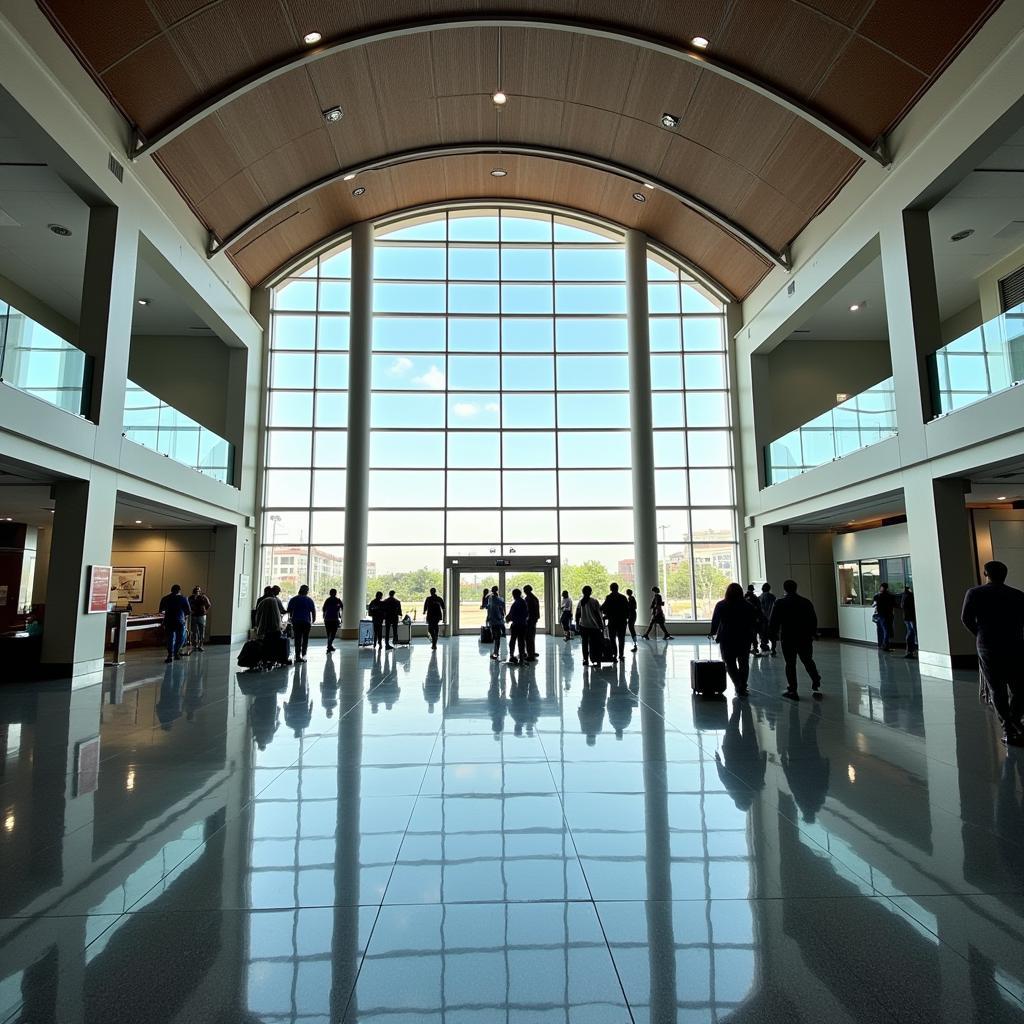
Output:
[261, 207, 737, 619]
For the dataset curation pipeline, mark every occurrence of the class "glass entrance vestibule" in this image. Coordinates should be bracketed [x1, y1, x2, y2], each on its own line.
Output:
[445, 555, 559, 635]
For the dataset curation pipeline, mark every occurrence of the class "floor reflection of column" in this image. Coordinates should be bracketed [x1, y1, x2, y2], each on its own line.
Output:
[639, 677, 676, 1023]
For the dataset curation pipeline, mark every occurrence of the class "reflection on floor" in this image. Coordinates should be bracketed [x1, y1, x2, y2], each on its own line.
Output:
[2, 636, 1024, 1022]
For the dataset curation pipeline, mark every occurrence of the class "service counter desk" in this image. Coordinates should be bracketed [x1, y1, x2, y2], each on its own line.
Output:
[107, 613, 164, 649]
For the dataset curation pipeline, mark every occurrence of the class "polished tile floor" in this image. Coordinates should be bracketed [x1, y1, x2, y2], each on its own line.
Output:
[2, 635, 1024, 1022]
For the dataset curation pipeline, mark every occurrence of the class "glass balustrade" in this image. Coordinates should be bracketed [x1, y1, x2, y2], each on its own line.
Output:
[0, 300, 89, 414]
[765, 377, 897, 484]
[929, 301, 1024, 414]
[123, 382, 234, 484]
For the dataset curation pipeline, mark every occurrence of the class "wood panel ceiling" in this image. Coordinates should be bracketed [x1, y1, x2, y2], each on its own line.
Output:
[39, 0, 1002, 296]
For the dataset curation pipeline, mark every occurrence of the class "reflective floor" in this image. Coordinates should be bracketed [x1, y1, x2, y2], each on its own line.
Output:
[2, 636, 1024, 1022]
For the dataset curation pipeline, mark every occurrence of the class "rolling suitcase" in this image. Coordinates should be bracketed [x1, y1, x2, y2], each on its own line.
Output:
[601, 629, 619, 662]
[480, 624, 493, 644]
[690, 643, 727, 696]
[265, 633, 292, 666]
[237, 639, 264, 670]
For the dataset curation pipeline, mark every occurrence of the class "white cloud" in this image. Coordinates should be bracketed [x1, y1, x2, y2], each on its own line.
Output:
[485, 402, 500, 413]
[389, 357, 413, 375]
[414, 365, 446, 390]
[453, 402, 480, 418]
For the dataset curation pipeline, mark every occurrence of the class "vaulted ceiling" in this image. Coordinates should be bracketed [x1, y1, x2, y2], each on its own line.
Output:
[39, 0, 1001, 297]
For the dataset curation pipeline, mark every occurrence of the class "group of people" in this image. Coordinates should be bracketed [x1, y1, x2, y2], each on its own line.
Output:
[157, 584, 212, 663]
[871, 582, 917, 657]
[252, 583, 344, 664]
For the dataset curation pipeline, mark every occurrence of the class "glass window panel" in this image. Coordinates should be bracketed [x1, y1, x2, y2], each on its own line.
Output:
[319, 281, 350, 312]
[318, 315, 349, 350]
[555, 284, 626, 315]
[651, 392, 684, 427]
[272, 315, 316, 349]
[559, 545, 635, 590]
[313, 430, 346, 467]
[502, 318, 553, 351]
[316, 353, 348, 389]
[265, 469, 311, 506]
[557, 393, 630, 428]
[502, 284, 553, 314]
[650, 318, 682, 351]
[558, 431, 630, 467]
[261, 546, 309, 594]
[503, 355, 554, 390]
[374, 282, 445, 313]
[859, 559, 881, 603]
[691, 508, 736, 540]
[556, 319, 627, 352]
[656, 510, 691, 541]
[504, 470, 556, 506]
[449, 317, 499, 352]
[369, 470, 444, 507]
[682, 283, 722, 313]
[449, 214, 499, 241]
[650, 354, 683, 390]
[441, 396, 499, 432]
[369, 511, 443, 545]
[501, 212, 552, 241]
[309, 546, 345, 597]
[310, 511, 345, 543]
[501, 248, 552, 280]
[373, 316, 445, 351]
[503, 509, 558, 542]
[445, 511, 500, 545]
[689, 468, 733, 506]
[694, 546, 735, 618]
[372, 392, 444, 428]
[271, 352, 314, 389]
[503, 393, 555, 428]
[375, 245, 446, 279]
[688, 430, 732, 467]
[266, 430, 312, 467]
[684, 317, 725, 350]
[684, 354, 728, 389]
[449, 283, 499, 314]
[312, 470, 345, 506]
[559, 469, 632, 505]
[560, 509, 634, 542]
[838, 561, 862, 606]
[365, 546, 443, 607]
[555, 355, 629, 390]
[273, 279, 316, 311]
[503, 431, 556, 468]
[320, 246, 351, 276]
[447, 431, 500, 467]
[448, 247, 499, 280]
[647, 255, 677, 281]
[315, 393, 348, 427]
[654, 431, 686, 467]
[447, 470, 500, 507]
[371, 354, 446, 390]
[555, 248, 626, 281]
[655, 468, 688, 505]
[648, 283, 680, 313]
[262, 510, 309, 545]
[371, 430, 444, 467]
[685, 391, 730, 427]
[268, 391, 313, 427]
[449, 355, 499, 391]
[378, 217, 446, 241]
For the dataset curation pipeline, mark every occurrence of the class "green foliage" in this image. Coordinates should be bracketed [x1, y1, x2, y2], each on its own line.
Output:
[365, 566, 443, 609]
[559, 560, 612, 597]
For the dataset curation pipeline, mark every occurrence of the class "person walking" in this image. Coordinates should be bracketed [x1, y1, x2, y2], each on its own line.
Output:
[486, 585, 506, 660]
[560, 590, 574, 640]
[767, 579, 822, 700]
[254, 586, 289, 666]
[423, 587, 445, 650]
[187, 586, 211, 652]
[901, 586, 917, 659]
[758, 582, 777, 656]
[625, 588, 639, 651]
[642, 586, 672, 640]
[368, 591, 385, 650]
[601, 582, 630, 662]
[505, 588, 530, 665]
[322, 588, 343, 652]
[962, 560, 1024, 746]
[744, 585, 764, 656]
[382, 590, 402, 650]
[287, 585, 316, 662]
[710, 583, 760, 696]
[523, 584, 541, 660]
[575, 585, 605, 668]
[871, 582, 898, 651]
[158, 584, 191, 664]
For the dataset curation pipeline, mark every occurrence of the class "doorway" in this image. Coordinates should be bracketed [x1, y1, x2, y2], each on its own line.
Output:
[445, 555, 559, 635]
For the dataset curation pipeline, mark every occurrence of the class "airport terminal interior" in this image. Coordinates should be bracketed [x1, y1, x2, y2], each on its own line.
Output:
[2, 0, 1024, 1020]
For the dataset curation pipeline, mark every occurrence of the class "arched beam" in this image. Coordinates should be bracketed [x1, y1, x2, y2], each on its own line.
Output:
[206, 142, 788, 272]
[130, 15, 889, 168]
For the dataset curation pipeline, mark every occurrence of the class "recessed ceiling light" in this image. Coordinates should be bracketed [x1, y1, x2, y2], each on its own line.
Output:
[322, 106, 344, 123]
[692, 36, 710, 49]
[950, 228, 974, 242]
[836, 392, 849, 403]
[343, 172, 357, 181]
[632, 192, 647, 203]
[642, 182, 654, 189]
[134, 519, 142, 524]
[352, 186, 366, 197]
[303, 31, 322, 45]
[3, 517, 11, 522]
[136, 298, 150, 306]
[490, 168, 507, 177]
[48, 223, 72, 236]
[660, 112, 680, 130]
[492, 91, 507, 106]
[849, 302, 864, 312]
[998, 495, 1007, 500]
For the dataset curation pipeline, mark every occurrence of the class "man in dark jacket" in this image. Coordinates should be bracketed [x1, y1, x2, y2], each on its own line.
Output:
[767, 579, 822, 700]
[382, 590, 402, 650]
[962, 561, 1024, 745]
[625, 589, 639, 651]
[758, 583, 777, 655]
[505, 588, 530, 665]
[744, 585, 764, 655]
[158, 584, 191, 664]
[368, 591, 385, 650]
[601, 582, 630, 662]
[423, 587, 445, 650]
[872, 582, 898, 651]
[900, 587, 917, 659]
[523, 584, 541, 661]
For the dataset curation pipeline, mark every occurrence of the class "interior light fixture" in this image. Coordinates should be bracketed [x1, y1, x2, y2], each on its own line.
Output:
[134, 519, 142, 524]
[632, 192, 647, 203]
[48, 223, 72, 236]
[352, 186, 366, 197]
[660, 112, 680, 130]
[849, 301, 865, 312]
[492, 90, 507, 106]
[998, 495, 1007, 500]
[322, 106, 344, 123]
[3, 814, 13, 834]
[692, 36, 710, 49]
[490, 168, 508, 177]
[303, 31, 322, 45]
[642, 182, 654, 189]
[950, 228, 975, 242]
[136, 298, 150, 306]
[836, 392, 849, 403]
[847, 764, 857, 784]
[342, 172, 357, 181]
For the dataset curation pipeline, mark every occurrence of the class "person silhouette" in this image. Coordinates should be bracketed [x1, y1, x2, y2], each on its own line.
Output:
[320, 655, 339, 718]
[578, 673, 608, 746]
[284, 663, 313, 737]
[487, 658, 507, 738]
[606, 660, 637, 739]
[423, 649, 443, 712]
[715, 698, 767, 811]
[780, 701, 830, 823]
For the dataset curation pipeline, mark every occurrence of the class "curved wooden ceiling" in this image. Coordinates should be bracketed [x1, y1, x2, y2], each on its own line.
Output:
[39, 0, 1001, 297]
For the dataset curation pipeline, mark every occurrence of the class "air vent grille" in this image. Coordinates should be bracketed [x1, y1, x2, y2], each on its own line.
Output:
[107, 153, 124, 182]
[999, 264, 1024, 312]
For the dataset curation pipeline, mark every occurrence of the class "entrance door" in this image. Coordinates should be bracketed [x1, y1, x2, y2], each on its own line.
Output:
[446, 556, 558, 635]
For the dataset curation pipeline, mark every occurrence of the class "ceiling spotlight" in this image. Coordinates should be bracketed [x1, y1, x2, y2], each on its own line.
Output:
[998, 495, 1007, 500]
[48, 223, 72, 236]
[136, 298, 150, 306]
[835, 392, 849, 403]
[849, 301, 864, 312]
[352, 186, 366, 197]
[303, 31, 322, 45]
[134, 519, 142, 525]
[950, 228, 975, 242]
[692, 36, 710, 49]
[632, 192, 647, 203]
[660, 112, 680, 130]
[492, 91, 507, 106]
[342, 172, 357, 181]
[642, 182, 654, 189]
[322, 106, 344, 123]
[490, 168, 508, 177]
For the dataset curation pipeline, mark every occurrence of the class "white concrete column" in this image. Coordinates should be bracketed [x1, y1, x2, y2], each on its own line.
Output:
[625, 229, 659, 626]
[209, 523, 256, 643]
[904, 469, 978, 672]
[340, 222, 373, 639]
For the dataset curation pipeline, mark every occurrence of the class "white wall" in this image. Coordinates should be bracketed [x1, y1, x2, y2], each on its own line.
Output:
[109, 529, 215, 616]
[971, 508, 1024, 586]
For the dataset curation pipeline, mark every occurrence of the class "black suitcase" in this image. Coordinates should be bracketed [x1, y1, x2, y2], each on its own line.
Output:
[265, 634, 292, 666]
[690, 648, 727, 696]
[601, 634, 619, 662]
[237, 639, 264, 670]
[480, 625, 493, 644]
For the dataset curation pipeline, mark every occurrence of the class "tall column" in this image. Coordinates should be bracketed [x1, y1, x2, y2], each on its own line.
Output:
[341, 221, 373, 639]
[626, 230, 659, 627]
[209, 523, 256, 643]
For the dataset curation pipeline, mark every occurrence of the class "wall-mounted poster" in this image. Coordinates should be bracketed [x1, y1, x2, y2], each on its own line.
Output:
[87, 565, 112, 613]
[111, 566, 146, 604]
